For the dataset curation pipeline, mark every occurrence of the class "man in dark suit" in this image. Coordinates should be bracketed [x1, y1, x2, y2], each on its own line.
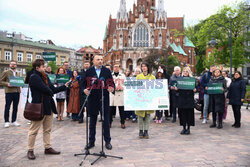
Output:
[83, 55, 114, 150]
[78, 61, 91, 123]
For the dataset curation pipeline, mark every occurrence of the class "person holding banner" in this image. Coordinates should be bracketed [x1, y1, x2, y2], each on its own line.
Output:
[0, 60, 21, 128]
[206, 69, 227, 129]
[169, 66, 182, 123]
[55, 67, 67, 121]
[67, 70, 80, 121]
[155, 69, 165, 124]
[227, 71, 246, 128]
[27, 59, 69, 160]
[176, 67, 196, 135]
[135, 62, 155, 139]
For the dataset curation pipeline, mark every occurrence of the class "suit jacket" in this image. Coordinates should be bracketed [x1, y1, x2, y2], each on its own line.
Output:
[0, 70, 21, 93]
[83, 66, 115, 116]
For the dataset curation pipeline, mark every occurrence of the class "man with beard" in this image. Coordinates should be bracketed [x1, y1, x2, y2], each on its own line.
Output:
[0, 60, 21, 128]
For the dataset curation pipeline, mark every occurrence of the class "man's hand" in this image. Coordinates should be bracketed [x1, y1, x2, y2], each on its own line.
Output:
[108, 86, 114, 93]
[84, 88, 90, 96]
[8, 83, 12, 87]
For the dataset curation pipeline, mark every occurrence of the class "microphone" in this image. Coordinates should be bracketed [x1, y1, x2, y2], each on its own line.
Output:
[76, 75, 81, 81]
[91, 75, 97, 85]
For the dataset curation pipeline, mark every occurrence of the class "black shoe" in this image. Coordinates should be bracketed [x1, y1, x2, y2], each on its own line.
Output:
[217, 123, 223, 129]
[210, 123, 216, 128]
[139, 130, 143, 139]
[234, 124, 241, 128]
[165, 117, 170, 121]
[172, 119, 176, 123]
[180, 129, 186, 135]
[185, 129, 190, 135]
[105, 143, 112, 150]
[143, 130, 149, 139]
[78, 119, 84, 124]
[85, 143, 95, 150]
[232, 123, 236, 127]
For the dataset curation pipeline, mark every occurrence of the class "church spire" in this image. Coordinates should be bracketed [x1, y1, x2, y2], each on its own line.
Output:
[158, 0, 164, 11]
[117, 0, 128, 21]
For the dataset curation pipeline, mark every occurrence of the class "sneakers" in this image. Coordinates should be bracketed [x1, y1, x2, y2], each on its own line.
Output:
[4, 122, 10, 128]
[12, 122, 21, 127]
[202, 119, 207, 124]
[158, 119, 162, 124]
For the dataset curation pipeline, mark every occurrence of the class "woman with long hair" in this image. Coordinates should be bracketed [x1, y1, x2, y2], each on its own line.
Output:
[67, 70, 80, 121]
[227, 71, 246, 128]
[55, 67, 67, 121]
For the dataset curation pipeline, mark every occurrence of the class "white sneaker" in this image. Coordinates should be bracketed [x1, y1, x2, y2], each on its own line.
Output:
[27, 121, 31, 125]
[4, 122, 10, 128]
[202, 119, 207, 124]
[12, 122, 21, 127]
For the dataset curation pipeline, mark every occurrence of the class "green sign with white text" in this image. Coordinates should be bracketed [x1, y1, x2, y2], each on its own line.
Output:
[43, 52, 56, 61]
[48, 74, 56, 83]
[9, 76, 25, 87]
[207, 83, 223, 94]
[177, 77, 196, 90]
[56, 74, 69, 83]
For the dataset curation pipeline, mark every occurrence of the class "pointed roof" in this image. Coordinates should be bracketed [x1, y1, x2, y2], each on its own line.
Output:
[103, 25, 108, 40]
[170, 42, 180, 53]
[177, 44, 187, 56]
[184, 36, 195, 47]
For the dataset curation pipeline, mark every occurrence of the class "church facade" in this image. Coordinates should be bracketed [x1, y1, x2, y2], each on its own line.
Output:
[103, 0, 196, 72]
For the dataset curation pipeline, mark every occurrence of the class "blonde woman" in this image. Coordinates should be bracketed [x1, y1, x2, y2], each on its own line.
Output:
[176, 67, 196, 135]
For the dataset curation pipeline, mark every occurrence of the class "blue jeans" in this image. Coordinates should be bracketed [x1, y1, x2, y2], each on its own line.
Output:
[4, 93, 20, 123]
[203, 94, 209, 120]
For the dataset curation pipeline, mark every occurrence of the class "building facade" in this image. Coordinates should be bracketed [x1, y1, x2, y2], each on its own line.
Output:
[103, 0, 196, 71]
[0, 31, 70, 77]
[76, 46, 103, 66]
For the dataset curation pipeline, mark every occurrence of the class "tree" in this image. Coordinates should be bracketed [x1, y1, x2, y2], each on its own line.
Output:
[143, 49, 169, 71]
[166, 55, 180, 75]
[47, 61, 58, 73]
[195, 55, 205, 75]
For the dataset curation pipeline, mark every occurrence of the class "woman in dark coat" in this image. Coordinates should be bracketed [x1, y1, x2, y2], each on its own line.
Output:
[176, 67, 196, 135]
[67, 70, 80, 121]
[227, 71, 246, 128]
[206, 69, 227, 129]
[27, 59, 69, 160]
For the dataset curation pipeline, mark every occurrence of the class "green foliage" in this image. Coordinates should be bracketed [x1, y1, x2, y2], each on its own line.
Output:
[143, 49, 168, 71]
[195, 55, 205, 75]
[26, 63, 33, 73]
[204, 53, 216, 69]
[166, 55, 180, 75]
[47, 61, 58, 73]
[185, 1, 249, 70]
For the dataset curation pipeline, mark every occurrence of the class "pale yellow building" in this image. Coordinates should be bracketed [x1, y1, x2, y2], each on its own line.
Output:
[0, 35, 70, 77]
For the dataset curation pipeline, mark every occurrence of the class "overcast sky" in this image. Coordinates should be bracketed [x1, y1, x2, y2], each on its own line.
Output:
[0, 0, 243, 49]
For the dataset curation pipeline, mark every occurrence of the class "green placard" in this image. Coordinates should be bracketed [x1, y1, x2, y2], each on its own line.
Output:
[43, 52, 56, 61]
[56, 74, 69, 83]
[177, 77, 196, 90]
[207, 83, 223, 94]
[48, 74, 56, 83]
[171, 80, 177, 87]
[9, 76, 25, 87]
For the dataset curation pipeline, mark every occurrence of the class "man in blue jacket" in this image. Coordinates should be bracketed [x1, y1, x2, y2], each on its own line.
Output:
[200, 65, 216, 124]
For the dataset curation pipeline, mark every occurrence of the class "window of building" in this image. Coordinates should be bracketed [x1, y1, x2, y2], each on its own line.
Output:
[36, 54, 42, 59]
[27, 53, 33, 62]
[133, 24, 149, 47]
[17, 52, 23, 62]
[5, 51, 11, 61]
[61, 58, 65, 65]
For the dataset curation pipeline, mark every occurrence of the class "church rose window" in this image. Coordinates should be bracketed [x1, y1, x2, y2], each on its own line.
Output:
[133, 24, 149, 47]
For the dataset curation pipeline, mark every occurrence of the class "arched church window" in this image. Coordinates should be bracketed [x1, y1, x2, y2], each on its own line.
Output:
[133, 24, 149, 47]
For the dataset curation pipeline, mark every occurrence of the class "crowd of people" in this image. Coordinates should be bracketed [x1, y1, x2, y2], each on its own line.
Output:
[0, 56, 247, 160]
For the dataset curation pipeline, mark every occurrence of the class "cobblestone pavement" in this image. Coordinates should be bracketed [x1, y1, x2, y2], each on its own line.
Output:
[0, 89, 250, 167]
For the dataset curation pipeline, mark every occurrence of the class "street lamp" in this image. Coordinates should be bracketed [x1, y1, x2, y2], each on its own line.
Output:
[208, 38, 218, 48]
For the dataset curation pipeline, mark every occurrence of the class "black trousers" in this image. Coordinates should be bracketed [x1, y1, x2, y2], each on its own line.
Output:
[156, 110, 163, 120]
[4, 93, 20, 123]
[89, 110, 111, 144]
[232, 105, 241, 126]
[212, 112, 223, 124]
[110, 106, 125, 124]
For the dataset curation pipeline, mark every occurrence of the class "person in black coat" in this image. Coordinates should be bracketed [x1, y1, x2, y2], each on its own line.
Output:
[227, 71, 246, 128]
[27, 59, 69, 160]
[78, 62, 91, 123]
[206, 69, 227, 129]
[83, 55, 115, 150]
[176, 67, 196, 135]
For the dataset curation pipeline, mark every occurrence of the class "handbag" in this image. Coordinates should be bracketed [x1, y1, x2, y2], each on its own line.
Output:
[23, 85, 44, 121]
